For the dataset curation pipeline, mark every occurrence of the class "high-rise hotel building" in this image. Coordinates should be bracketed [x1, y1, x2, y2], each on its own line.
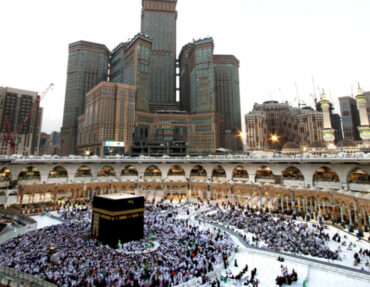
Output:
[214, 55, 242, 150]
[61, 0, 242, 156]
[76, 82, 136, 155]
[141, 0, 177, 111]
[178, 38, 242, 150]
[61, 41, 110, 155]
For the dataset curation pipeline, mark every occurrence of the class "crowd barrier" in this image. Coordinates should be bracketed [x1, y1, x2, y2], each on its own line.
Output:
[206, 221, 370, 282]
[0, 210, 37, 245]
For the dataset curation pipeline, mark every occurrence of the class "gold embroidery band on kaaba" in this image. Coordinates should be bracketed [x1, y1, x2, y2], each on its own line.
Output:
[92, 207, 144, 217]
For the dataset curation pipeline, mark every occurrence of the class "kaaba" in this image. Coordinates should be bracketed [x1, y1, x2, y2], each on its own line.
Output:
[91, 193, 144, 247]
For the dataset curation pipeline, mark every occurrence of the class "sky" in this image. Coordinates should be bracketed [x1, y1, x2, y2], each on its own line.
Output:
[1, 0, 370, 134]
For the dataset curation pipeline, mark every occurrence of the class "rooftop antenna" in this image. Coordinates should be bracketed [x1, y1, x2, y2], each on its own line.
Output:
[351, 84, 354, 97]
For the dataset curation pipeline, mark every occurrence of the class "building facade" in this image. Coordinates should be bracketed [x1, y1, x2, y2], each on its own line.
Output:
[141, 0, 177, 110]
[338, 96, 361, 141]
[39, 132, 51, 155]
[60, 41, 110, 156]
[178, 39, 242, 151]
[179, 38, 216, 115]
[0, 87, 42, 156]
[214, 55, 242, 150]
[122, 34, 152, 113]
[76, 82, 136, 156]
[244, 111, 268, 150]
[132, 111, 223, 154]
[245, 101, 323, 151]
[110, 42, 129, 84]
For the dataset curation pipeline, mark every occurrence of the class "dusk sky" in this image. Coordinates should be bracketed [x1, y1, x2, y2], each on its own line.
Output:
[1, 0, 370, 133]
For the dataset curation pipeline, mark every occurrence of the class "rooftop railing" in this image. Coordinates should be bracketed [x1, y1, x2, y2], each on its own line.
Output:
[1, 152, 370, 163]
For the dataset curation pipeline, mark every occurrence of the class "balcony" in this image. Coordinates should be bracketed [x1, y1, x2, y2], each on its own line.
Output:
[17, 176, 40, 185]
[0, 180, 10, 188]
[167, 175, 186, 182]
[121, 175, 139, 181]
[212, 176, 227, 183]
[255, 175, 276, 184]
[144, 176, 162, 182]
[232, 176, 249, 182]
[282, 179, 305, 188]
[348, 182, 370, 192]
[313, 179, 341, 189]
[47, 175, 68, 184]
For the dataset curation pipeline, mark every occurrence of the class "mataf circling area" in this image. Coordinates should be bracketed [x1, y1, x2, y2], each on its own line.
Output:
[0, 202, 370, 287]
[0, 204, 233, 286]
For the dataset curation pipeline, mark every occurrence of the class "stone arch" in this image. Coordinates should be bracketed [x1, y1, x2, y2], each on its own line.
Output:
[255, 166, 275, 183]
[347, 167, 369, 184]
[212, 165, 227, 182]
[144, 165, 162, 181]
[121, 165, 138, 176]
[48, 166, 68, 178]
[97, 166, 116, 177]
[168, 165, 185, 176]
[313, 166, 339, 182]
[232, 166, 249, 182]
[18, 166, 41, 181]
[282, 166, 304, 181]
[75, 166, 92, 177]
[190, 165, 207, 180]
[0, 167, 11, 181]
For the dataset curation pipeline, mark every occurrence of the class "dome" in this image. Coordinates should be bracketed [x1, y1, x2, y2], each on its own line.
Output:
[337, 139, 357, 147]
[308, 141, 327, 149]
[282, 142, 300, 149]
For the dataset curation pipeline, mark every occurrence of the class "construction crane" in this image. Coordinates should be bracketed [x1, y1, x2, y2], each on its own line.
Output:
[1, 83, 54, 154]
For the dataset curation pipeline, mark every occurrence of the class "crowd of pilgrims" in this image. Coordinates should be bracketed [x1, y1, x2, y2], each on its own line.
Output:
[275, 265, 297, 286]
[198, 204, 340, 260]
[0, 204, 234, 287]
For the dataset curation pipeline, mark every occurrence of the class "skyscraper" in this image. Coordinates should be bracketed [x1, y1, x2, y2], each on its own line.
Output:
[141, 0, 177, 110]
[0, 87, 42, 155]
[338, 96, 361, 141]
[61, 1, 242, 156]
[60, 41, 110, 155]
[185, 38, 215, 114]
[110, 42, 129, 84]
[214, 55, 242, 150]
[76, 82, 136, 156]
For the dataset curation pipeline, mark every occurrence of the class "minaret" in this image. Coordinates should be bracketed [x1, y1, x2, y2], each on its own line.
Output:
[356, 83, 370, 147]
[320, 90, 336, 149]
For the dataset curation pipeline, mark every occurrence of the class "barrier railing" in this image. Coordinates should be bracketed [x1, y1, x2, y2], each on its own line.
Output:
[0, 224, 36, 245]
[0, 266, 55, 286]
[0, 210, 37, 244]
[302, 265, 310, 287]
